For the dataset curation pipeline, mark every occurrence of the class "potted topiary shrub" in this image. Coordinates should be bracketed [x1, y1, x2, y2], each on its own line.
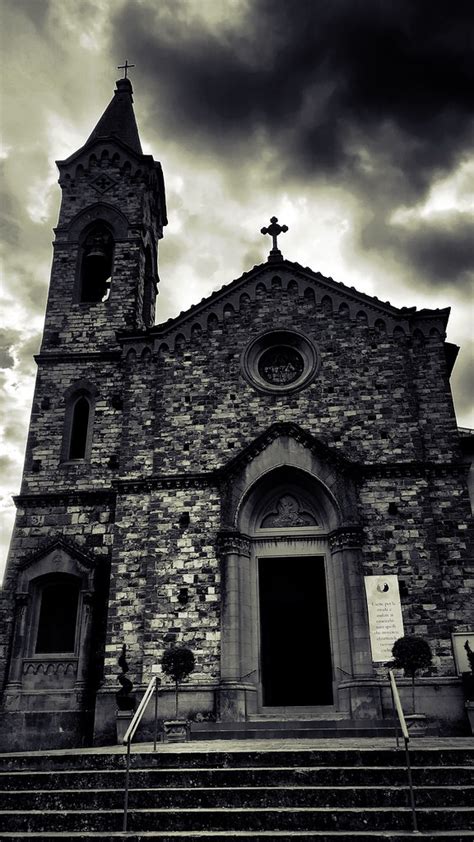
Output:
[115, 644, 136, 743]
[391, 635, 432, 733]
[462, 640, 474, 734]
[161, 646, 195, 742]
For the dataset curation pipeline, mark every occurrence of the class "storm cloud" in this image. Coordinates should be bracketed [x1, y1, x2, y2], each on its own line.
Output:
[112, 1, 473, 183]
[109, 0, 474, 290]
[0, 0, 472, 576]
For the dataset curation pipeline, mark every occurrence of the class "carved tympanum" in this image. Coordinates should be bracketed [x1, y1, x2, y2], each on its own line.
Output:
[261, 494, 317, 528]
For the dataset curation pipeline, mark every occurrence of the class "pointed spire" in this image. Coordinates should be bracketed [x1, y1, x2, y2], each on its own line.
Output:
[85, 78, 143, 154]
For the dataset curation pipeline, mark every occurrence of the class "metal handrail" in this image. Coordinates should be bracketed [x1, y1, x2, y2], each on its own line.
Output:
[388, 669, 419, 834]
[122, 673, 161, 832]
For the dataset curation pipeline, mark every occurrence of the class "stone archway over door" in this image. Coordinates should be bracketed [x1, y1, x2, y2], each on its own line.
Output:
[218, 458, 379, 721]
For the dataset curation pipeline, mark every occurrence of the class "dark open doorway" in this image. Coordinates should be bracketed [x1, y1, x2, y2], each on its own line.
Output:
[259, 556, 333, 706]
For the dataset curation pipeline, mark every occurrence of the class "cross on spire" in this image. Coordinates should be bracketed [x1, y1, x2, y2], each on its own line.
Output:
[117, 60, 135, 79]
[261, 216, 288, 262]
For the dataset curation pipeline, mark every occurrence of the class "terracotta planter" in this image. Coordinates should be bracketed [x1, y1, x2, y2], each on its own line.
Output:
[163, 719, 190, 743]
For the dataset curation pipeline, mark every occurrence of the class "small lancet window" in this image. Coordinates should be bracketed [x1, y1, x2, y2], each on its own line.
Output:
[69, 395, 90, 459]
[35, 577, 80, 654]
[80, 226, 113, 303]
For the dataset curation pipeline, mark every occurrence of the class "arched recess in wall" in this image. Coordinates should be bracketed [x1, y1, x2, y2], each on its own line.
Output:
[62, 382, 98, 462]
[67, 203, 129, 305]
[220, 466, 340, 711]
[33, 573, 81, 654]
[5, 540, 97, 706]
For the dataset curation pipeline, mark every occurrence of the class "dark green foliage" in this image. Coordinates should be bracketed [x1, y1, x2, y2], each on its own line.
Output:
[161, 647, 195, 717]
[392, 635, 432, 678]
[162, 647, 195, 683]
[392, 635, 432, 714]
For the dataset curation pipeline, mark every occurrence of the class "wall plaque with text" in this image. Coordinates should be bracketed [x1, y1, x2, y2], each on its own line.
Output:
[364, 574, 404, 662]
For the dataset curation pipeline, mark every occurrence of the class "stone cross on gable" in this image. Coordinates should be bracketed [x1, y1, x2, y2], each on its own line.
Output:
[261, 216, 288, 262]
[117, 60, 135, 79]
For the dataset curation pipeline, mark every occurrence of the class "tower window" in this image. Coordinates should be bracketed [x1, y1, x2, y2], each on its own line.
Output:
[68, 395, 90, 459]
[35, 577, 80, 654]
[80, 226, 113, 302]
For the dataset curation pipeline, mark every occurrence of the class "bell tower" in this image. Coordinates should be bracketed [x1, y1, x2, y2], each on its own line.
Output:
[42, 76, 167, 352]
[0, 77, 167, 749]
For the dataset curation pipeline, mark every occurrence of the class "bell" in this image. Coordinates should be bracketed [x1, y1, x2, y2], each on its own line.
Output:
[85, 233, 109, 261]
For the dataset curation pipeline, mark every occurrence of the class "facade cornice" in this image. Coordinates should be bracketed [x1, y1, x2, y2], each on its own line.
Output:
[34, 351, 122, 365]
[360, 461, 470, 479]
[114, 472, 218, 493]
[14, 490, 116, 508]
[115, 259, 450, 356]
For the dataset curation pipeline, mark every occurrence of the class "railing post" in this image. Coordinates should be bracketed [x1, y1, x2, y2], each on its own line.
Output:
[153, 675, 160, 752]
[404, 735, 419, 833]
[123, 737, 131, 832]
[122, 669, 161, 830]
[389, 671, 400, 748]
[389, 670, 419, 835]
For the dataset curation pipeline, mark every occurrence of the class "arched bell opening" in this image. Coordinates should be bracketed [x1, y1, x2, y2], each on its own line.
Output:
[79, 223, 114, 303]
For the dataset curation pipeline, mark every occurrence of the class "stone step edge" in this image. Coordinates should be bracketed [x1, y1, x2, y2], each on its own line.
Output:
[2, 763, 471, 776]
[2, 784, 472, 795]
[2, 806, 473, 815]
[1, 743, 472, 759]
[0, 830, 473, 838]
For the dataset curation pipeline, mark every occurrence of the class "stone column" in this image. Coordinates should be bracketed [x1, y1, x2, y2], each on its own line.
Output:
[75, 590, 94, 695]
[329, 526, 382, 719]
[6, 592, 31, 691]
[217, 531, 256, 720]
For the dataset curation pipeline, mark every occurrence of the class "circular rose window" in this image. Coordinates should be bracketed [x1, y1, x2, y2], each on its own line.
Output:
[242, 329, 318, 394]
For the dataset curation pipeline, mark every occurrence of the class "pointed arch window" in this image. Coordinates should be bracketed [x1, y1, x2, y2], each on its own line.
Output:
[62, 387, 96, 463]
[69, 395, 90, 459]
[79, 224, 114, 303]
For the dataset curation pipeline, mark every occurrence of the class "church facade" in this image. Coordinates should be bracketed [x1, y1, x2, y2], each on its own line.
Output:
[0, 79, 472, 750]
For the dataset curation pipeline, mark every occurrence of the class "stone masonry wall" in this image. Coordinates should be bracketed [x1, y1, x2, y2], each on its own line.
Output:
[150, 271, 460, 470]
[20, 359, 124, 495]
[104, 486, 221, 691]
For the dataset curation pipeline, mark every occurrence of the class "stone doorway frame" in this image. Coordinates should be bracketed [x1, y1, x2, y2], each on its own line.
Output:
[253, 540, 333, 711]
[217, 429, 381, 722]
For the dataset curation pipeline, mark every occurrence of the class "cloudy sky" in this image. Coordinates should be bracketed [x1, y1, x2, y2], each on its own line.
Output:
[1, 0, 473, 577]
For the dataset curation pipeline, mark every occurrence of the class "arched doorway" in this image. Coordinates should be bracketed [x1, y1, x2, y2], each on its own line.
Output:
[240, 469, 336, 712]
[217, 431, 379, 722]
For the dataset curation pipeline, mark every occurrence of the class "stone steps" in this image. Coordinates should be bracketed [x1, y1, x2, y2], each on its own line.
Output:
[1, 745, 470, 770]
[0, 741, 472, 838]
[2, 806, 474, 833]
[1, 785, 472, 809]
[1, 764, 471, 789]
[190, 719, 401, 740]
